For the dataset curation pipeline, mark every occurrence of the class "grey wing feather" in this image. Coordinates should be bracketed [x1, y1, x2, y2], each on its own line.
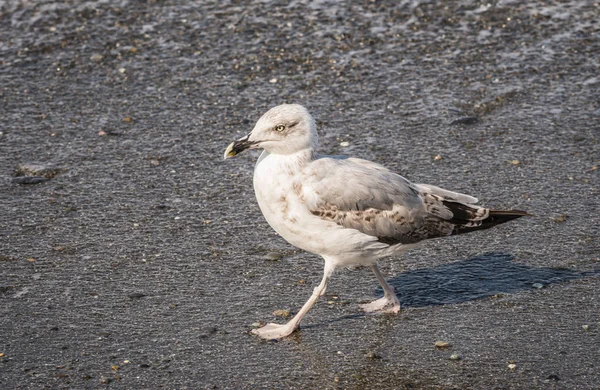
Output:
[302, 156, 422, 212]
[416, 183, 478, 204]
[302, 156, 490, 245]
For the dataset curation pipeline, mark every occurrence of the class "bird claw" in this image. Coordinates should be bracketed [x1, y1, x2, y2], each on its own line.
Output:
[360, 296, 401, 314]
[251, 323, 297, 340]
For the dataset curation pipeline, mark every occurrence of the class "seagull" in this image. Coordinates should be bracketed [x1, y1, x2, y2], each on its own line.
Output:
[224, 104, 528, 340]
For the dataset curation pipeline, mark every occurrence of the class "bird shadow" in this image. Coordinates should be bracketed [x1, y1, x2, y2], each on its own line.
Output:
[376, 251, 598, 308]
[300, 252, 598, 332]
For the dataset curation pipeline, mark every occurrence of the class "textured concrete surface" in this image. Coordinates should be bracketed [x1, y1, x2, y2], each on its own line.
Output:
[1, 1, 598, 388]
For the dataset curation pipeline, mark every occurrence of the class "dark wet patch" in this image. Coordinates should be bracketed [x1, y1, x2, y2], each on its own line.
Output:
[449, 116, 479, 126]
[12, 176, 49, 185]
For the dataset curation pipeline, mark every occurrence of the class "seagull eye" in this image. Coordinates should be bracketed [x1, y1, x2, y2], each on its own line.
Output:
[274, 124, 286, 132]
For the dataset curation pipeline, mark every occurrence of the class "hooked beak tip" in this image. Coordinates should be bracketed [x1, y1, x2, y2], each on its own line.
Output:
[223, 142, 236, 160]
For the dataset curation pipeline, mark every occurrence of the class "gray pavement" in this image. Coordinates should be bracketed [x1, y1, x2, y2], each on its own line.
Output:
[1, 1, 598, 389]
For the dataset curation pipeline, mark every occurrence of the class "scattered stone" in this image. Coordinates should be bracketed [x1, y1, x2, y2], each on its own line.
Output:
[199, 326, 217, 338]
[508, 159, 521, 165]
[269, 78, 277, 83]
[100, 375, 112, 384]
[365, 351, 382, 359]
[123, 117, 132, 123]
[128, 292, 146, 299]
[508, 363, 517, 370]
[266, 252, 282, 261]
[435, 341, 451, 349]
[14, 163, 64, 179]
[582, 324, 589, 331]
[90, 53, 104, 62]
[553, 214, 569, 223]
[434, 155, 443, 161]
[449, 353, 461, 361]
[340, 141, 350, 147]
[532, 283, 544, 289]
[272, 309, 291, 318]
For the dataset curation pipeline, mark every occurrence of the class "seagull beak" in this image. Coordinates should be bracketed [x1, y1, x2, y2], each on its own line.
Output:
[224, 132, 255, 159]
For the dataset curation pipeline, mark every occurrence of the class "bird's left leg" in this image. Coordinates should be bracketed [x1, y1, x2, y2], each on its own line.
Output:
[252, 261, 335, 340]
[360, 263, 401, 314]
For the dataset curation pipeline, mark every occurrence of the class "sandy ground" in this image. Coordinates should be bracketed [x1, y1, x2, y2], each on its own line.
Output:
[1, 1, 599, 389]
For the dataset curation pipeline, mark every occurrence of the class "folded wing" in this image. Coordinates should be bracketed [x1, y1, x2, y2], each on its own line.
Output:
[301, 156, 527, 245]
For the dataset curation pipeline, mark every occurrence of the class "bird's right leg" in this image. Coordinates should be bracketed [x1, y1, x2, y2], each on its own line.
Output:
[360, 263, 401, 314]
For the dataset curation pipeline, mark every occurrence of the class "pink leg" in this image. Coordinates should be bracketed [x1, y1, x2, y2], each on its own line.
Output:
[360, 264, 400, 314]
[252, 261, 335, 340]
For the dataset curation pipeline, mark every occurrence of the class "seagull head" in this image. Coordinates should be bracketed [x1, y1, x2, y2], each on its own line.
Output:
[224, 104, 318, 159]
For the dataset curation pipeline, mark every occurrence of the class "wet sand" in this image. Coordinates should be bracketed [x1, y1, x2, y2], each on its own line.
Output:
[1, 1, 598, 388]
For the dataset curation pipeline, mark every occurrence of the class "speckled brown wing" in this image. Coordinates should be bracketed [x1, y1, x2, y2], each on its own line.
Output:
[301, 156, 528, 245]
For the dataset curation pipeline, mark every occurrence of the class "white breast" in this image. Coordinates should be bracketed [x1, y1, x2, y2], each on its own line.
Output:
[252, 151, 391, 265]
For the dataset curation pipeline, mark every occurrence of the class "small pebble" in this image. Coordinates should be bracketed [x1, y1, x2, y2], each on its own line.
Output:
[100, 375, 112, 384]
[90, 54, 104, 62]
[266, 252, 282, 261]
[15, 163, 63, 178]
[272, 309, 290, 318]
[199, 326, 217, 338]
[449, 353, 461, 361]
[435, 341, 451, 349]
[269, 78, 278, 83]
[434, 155, 443, 161]
[553, 214, 569, 223]
[365, 351, 381, 359]
[340, 141, 350, 147]
[508, 363, 517, 370]
[582, 324, 589, 331]
[532, 283, 544, 289]
[118, 68, 126, 74]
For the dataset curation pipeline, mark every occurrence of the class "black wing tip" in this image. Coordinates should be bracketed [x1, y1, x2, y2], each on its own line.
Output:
[451, 208, 530, 236]
[489, 209, 533, 217]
